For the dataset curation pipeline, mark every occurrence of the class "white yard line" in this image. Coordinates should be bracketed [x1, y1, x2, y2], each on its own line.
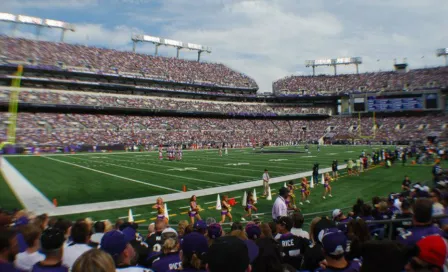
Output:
[1, 158, 54, 213]
[66, 156, 227, 186]
[97, 155, 256, 179]
[42, 156, 181, 192]
[45, 164, 347, 216]
[112, 154, 281, 174]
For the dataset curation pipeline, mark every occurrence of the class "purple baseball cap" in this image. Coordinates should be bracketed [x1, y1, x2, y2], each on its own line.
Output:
[181, 232, 209, 258]
[207, 223, 223, 239]
[193, 220, 207, 231]
[318, 228, 347, 256]
[244, 239, 259, 263]
[122, 227, 136, 242]
[15, 216, 29, 227]
[245, 223, 261, 240]
[100, 230, 133, 257]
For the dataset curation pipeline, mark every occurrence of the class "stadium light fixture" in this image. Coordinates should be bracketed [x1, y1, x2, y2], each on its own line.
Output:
[436, 48, 448, 66]
[304, 57, 362, 76]
[0, 12, 75, 42]
[131, 33, 212, 61]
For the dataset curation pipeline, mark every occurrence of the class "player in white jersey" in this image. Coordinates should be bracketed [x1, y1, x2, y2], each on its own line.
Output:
[224, 146, 228, 155]
[158, 150, 163, 160]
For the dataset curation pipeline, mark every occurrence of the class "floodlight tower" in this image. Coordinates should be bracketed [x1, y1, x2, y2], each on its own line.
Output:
[436, 48, 448, 66]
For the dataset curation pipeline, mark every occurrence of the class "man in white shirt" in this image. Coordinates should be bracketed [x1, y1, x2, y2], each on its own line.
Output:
[272, 187, 289, 222]
[15, 225, 45, 271]
[63, 221, 92, 269]
[262, 169, 270, 196]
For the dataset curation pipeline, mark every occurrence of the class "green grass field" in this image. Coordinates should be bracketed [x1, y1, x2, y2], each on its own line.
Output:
[0, 145, 441, 229]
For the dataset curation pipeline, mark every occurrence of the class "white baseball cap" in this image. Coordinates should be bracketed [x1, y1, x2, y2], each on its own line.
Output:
[332, 209, 342, 220]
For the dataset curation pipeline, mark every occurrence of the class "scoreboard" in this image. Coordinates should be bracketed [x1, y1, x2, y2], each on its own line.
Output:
[367, 95, 423, 112]
[352, 92, 441, 113]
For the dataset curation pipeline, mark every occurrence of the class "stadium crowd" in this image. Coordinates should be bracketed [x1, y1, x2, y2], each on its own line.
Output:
[1, 167, 448, 272]
[0, 36, 257, 90]
[0, 88, 330, 116]
[274, 67, 448, 96]
[0, 113, 445, 147]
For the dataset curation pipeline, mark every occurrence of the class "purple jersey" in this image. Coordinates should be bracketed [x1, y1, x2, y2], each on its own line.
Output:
[0, 262, 23, 272]
[397, 225, 446, 245]
[316, 260, 362, 272]
[31, 262, 69, 272]
[152, 252, 182, 272]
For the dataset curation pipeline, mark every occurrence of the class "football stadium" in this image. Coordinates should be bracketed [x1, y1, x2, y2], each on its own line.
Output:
[0, 4, 447, 272]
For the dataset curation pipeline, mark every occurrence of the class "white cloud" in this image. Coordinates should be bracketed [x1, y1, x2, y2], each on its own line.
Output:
[1, 0, 448, 92]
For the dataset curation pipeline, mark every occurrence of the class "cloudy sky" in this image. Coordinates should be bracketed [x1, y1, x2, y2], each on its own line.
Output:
[1, 0, 448, 92]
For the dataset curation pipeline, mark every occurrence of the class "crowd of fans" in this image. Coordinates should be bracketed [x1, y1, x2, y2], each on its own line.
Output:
[0, 113, 445, 147]
[274, 67, 448, 96]
[2, 170, 448, 272]
[0, 88, 330, 116]
[0, 36, 258, 90]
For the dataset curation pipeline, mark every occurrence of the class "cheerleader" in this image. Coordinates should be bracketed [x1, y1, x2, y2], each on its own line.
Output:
[299, 178, 311, 205]
[242, 191, 257, 221]
[152, 197, 168, 223]
[287, 181, 297, 208]
[322, 173, 333, 199]
[219, 195, 233, 224]
[188, 195, 201, 224]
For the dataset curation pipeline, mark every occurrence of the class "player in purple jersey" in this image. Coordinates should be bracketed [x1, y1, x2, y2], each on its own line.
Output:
[316, 228, 361, 272]
[397, 198, 446, 246]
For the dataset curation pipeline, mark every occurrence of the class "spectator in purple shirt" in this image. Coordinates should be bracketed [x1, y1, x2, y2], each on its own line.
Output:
[316, 228, 362, 272]
[0, 228, 23, 272]
[151, 237, 181, 272]
[31, 228, 69, 272]
[172, 232, 208, 272]
[398, 198, 445, 245]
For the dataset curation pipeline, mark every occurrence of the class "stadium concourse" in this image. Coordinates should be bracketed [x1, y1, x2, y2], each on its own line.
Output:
[0, 34, 448, 272]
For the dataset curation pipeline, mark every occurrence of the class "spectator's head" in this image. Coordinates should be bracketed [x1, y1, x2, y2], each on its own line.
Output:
[40, 228, 65, 259]
[207, 236, 251, 272]
[207, 223, 223, 240]
[162, 237, 179, 254]
[311, 217, 335, 244]
[22, 224, 42, 249]
[231, 222, 244, 232]
[245, 223, 261, 240]
[279, 187, 289, 199]
[430, 189, 442, 204]
[177, 220, 189, 237]
[100, 230, 135, 267]
[148, 223, 155, 235]
[0, 228, 18, 262]
[319, 228, 347, 260]
[361, 240, 416, 272]
[115, 219, 124, 230]
[405, 235, 448, 272]
[252, 238, 283, 272]
[413, 198, 433, 225]
[193, 220, 207, 235]
[276, 216, 293, 234]
[259, 223, 272, 239]
[103, 220, 113, 233]
[35, 213, 49, 230]
[180, 232, 209, 270]
[347, 218, 370, 243]
[291, 212, 305, 228]
[71, 221, 91, 244]
[155, 219, 167, 233]
[72, 248, 116, 272]
[371, 196, 381, 207]
[53, 218, 72, 239]
[332, 209, 343, 222]
[360, 204, 372, 217]
[93, 221, 105, 233]
[401, 199, 411, 212]
[161, 227, 178, 244]
[375, 201, 388, 213]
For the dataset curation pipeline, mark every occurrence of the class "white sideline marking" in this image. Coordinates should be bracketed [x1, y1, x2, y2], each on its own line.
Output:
[46, 164, 347, 216]
[68, 156, 227, 186]
[1, 158, 54, 213]
[42, 156, 181, 192]
[269, 159, 289, 162]
[225, 163, 250, 166]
